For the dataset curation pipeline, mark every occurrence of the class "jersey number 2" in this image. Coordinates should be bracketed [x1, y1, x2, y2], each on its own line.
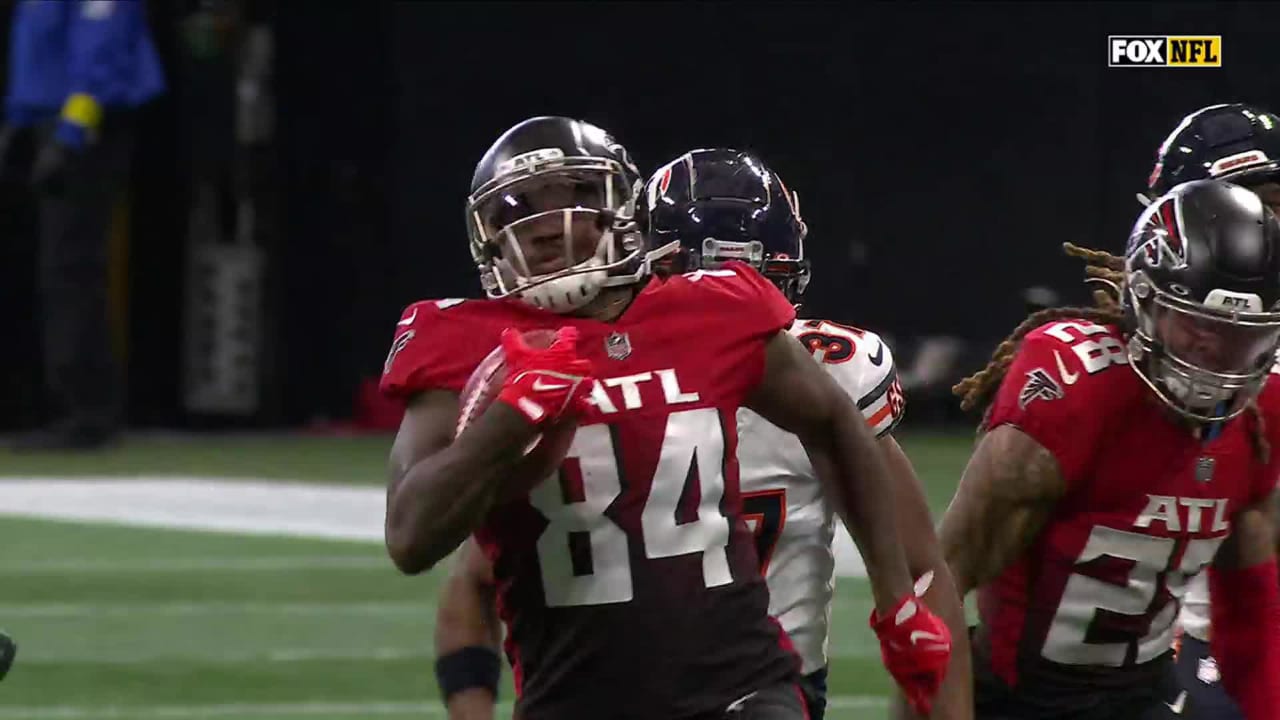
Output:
[1042, 525, 1223, 666]
[528, 407, 733, 607]
[1044, 321, 1127, 375]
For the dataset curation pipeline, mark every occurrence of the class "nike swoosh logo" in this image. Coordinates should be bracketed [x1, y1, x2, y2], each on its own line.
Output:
[868, 341, 885, 367]
[1053, 350, 1079, 385]
[909, 630, 946, 645]
[397, 309, 417, 327]
[1165, 690, 1186, 714]
[532, 378, 570, 392]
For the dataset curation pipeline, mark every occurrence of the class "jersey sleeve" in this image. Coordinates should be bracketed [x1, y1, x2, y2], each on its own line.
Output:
[379, 298, 495, 399]
[1251, 377, 1280, 503]
[985, 325, 1115, 487]
[791, 322, 904, 437]
[717, 260, 798, 339]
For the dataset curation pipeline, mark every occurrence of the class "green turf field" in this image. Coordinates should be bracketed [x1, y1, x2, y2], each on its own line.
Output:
[0, 431, 975, 719]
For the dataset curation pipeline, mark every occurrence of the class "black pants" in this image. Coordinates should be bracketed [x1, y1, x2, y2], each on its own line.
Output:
[973, 651, 1183, 720]
[797, 667, 827, 720]
[1158, 635, 1242, 720]
[721, 680, 809, 720]
[35, 115, 136, 432]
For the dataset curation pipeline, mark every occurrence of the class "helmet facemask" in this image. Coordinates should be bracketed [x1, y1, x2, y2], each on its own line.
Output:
[1126, 270, 1280, 422]
[658, 186, 811, 305]
[467, 153, 651, 314]
[694, 234, 812, 305]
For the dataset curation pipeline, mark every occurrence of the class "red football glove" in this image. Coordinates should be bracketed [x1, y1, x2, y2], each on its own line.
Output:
[869, 589, 953, 715]
[496, 327, 595, 425]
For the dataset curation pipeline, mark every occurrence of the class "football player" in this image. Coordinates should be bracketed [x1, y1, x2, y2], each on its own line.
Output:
[381, 118, 952, 719]
[941, 179, 1280, 720]
[428, 148, 973, 720]
[1144, 103, 1280, 720]
[1145, 104, 1280, 214]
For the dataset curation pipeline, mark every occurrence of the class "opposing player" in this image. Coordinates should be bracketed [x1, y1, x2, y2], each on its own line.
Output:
[429, 148, 973, 720]
[381, 117, 952, 719]
[942, 179, 1280, 720]
[1146, 103, 1280, 212]
[1144, 102, 1280, 720]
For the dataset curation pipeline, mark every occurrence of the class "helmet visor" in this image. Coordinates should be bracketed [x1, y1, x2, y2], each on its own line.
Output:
[473, 171, 619, 279]
[1152, 298, 1280, 374]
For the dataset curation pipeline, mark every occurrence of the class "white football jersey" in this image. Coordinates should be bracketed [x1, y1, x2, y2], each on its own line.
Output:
[1178, 574, 1211, 643]
[737, 319, 906, 674]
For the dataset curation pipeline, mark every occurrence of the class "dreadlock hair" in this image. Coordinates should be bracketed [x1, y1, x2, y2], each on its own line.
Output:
[952, 242, 1126, 415]
[950, 241, 1272, 462]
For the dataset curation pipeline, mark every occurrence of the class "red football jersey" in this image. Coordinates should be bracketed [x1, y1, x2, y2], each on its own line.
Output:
[973, 318, 1280, 714]
[382, 262, 801, 719]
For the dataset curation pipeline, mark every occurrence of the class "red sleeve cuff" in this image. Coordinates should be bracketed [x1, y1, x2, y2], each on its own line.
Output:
[1210, 559, 1280, 720]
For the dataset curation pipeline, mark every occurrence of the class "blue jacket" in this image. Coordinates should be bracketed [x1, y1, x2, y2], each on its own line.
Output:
[6, 0, 165, 145]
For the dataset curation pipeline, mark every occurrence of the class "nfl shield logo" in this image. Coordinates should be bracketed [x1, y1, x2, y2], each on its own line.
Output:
[1195, 456, 1215, 483]
[605, 332, 632, 361]
[1198, 656, 1221, 685]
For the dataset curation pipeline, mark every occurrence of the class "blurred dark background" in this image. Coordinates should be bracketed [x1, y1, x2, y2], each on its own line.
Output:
[0, 0, 1275, 434]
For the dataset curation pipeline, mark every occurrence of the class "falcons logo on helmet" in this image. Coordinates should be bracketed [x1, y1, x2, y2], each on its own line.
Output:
[1133, 197, 1188, 270]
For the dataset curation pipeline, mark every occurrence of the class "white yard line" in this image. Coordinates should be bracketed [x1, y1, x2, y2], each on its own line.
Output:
[0, 477, 386, 542]
[17, 647, 435, 665]
[0, 476, 867, 576]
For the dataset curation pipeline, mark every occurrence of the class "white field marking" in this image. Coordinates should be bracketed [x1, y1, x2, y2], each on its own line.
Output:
[16, 643, 875, 665]
[0, 477, 386, 542]
[0, 476, 868, 577]
[16, 646, 435, 665]
[0, 696, 887, 719]
[0, 701, 464, 719]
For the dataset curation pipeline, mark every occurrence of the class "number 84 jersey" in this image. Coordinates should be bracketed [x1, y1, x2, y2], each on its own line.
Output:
[977, 318, 1280, 710]
[380, 263, 802, 720]
[737, 319, 906, 675]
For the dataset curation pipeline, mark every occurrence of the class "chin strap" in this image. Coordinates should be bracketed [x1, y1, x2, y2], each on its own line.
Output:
[1201, 402, 1229, 442]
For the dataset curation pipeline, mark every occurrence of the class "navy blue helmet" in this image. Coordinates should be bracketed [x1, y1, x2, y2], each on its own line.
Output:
[1147, 103, 1280, 198]
[637, 148, 810, 303]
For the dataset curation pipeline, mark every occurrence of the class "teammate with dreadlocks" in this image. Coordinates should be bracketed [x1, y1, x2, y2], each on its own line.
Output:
[940, 179, 1280, 720]
[1144, 103, 1280, 720]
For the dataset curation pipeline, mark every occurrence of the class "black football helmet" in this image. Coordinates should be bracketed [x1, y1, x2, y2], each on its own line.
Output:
[637, 148, 810, 303]
[1147, 104, 1280, 198]
[466, 116, 675, 313]
[1124, 179, 1280, 422]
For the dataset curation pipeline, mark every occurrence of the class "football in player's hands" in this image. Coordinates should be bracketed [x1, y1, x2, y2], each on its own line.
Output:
[456, 329, 584, 501]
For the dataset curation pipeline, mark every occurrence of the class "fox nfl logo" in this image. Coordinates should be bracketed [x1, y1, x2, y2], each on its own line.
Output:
[1108, 36, 1221, 68]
